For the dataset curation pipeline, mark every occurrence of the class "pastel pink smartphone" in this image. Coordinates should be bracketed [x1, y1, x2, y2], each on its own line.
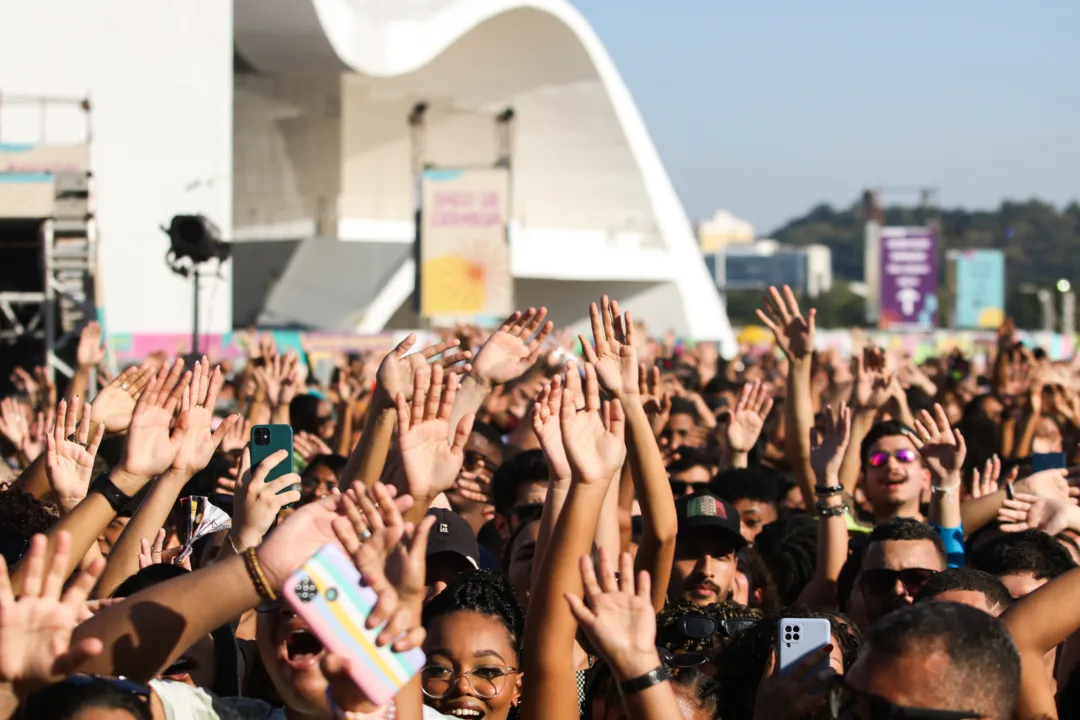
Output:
[283, 544, 425, 705]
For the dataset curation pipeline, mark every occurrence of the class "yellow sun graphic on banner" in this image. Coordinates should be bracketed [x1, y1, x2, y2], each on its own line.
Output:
[422, 254, 487, 313]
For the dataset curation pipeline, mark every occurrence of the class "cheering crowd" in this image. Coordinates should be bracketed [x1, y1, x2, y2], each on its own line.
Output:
[1, 287, 1080, 719]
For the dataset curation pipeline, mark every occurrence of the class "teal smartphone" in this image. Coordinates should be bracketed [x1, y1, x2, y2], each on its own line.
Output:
[250, 424, 296, 497]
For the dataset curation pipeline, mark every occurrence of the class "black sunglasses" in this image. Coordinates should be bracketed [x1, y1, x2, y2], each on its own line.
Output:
[829, 675, 979, 719]
[675, 613, 757, 640]
[860, 568, 938, 596]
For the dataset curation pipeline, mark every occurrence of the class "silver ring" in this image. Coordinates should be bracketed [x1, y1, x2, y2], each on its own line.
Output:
[121, 384, 129, 390]
[360, 529, 372, 540]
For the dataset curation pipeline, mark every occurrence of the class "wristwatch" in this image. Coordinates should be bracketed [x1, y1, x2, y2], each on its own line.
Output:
[89, 471, 132, 513]
[617, 666, 672, 696]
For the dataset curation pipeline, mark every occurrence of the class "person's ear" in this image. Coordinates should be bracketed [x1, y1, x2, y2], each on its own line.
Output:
[512, 670, 524, 706]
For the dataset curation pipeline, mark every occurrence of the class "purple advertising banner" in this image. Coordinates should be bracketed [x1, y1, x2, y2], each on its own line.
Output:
[879, 227, 938, 329]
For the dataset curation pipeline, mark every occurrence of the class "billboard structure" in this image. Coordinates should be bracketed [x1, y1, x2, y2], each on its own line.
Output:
[417, 167, 512, 320]
[878, 226, 938, 330]
[949, 249, 1005, 329]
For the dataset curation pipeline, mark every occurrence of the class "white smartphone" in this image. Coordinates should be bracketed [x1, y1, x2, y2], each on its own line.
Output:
[777, 617, 831, 677]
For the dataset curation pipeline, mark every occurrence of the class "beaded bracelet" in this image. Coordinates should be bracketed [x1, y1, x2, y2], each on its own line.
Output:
[815, 503, 850, 519]
[814, 484, 844, 497]
[242, 547, 277, 601]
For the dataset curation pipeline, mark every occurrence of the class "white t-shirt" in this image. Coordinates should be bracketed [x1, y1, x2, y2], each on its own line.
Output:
[151, 680, 454, 720]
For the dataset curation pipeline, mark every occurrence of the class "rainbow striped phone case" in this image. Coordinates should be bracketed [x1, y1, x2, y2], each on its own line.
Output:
[283, 543, 425, 705]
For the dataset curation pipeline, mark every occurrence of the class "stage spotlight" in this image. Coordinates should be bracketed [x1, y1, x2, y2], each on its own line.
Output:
[167, 214, 230, 264]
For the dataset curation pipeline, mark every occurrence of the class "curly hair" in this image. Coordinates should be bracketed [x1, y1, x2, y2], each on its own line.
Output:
[0, 486, 58, 537]
[753, 513, 818, 605]
[655, 600, 762, 654]
[422, 570, 526, 656]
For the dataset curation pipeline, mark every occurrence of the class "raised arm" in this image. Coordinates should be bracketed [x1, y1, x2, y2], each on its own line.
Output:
[12, 361, 189, 596]
[757, 285, 816, 508]
[71, 494, 349, 681]
[339, 335, 468, 490]
[912, 404, 966, 563]
[395, 365, 474, 525]
[450, 308, 552, 431]
[95, 360, 236, 598]
[582, 297, 677, 612]
[522, 364, 626, 719]
[837, 349, 893, 495]
[1003, 567, 1080, 719]
[567, 551, 678, 720]
[795, 404, 852, 609]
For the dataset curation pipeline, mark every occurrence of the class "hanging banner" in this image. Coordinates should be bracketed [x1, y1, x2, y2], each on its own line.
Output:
[951, 249, 1005, 329]
[878, 227, 938, 330]
[418, 168, 512, 319]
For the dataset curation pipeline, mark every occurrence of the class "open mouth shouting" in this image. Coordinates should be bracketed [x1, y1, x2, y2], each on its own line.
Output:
[280, 622, 325, 670]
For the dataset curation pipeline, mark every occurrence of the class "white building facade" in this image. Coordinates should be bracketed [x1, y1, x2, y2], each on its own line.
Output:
[1, 0, 736, 355]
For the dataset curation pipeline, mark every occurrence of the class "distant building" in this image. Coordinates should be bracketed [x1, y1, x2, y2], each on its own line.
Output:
[707, 240, 833, 298]
[697, 210, 755, 253]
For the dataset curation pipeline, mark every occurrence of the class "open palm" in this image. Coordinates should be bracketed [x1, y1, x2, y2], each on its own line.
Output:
[912, 404, 966, 482]
[810, 404, 852, 481]
[396, 365, 473, 499]
[471, 308, 552, 385]
[566, 551, 656, 671]
[376, 335, 469, 405]
[725, 380, 773, 453]
[581, 296, 638, 397]
[756, 285, 816, 361]
[0, 533, 104, 696]
[171, 360, 234, 475]
[560, 365, 626, 484]
[89, 362, 157, 433]
[531, 376, 571, 479]
[45, 398, 105, 511]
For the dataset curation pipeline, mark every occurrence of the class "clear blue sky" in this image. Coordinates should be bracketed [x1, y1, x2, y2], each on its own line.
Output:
[572, 0, 1080, 235]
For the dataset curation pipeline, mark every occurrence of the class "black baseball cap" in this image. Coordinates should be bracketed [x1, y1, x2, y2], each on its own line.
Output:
[674, 492, 745, 549]
[425, 508, 480, 569]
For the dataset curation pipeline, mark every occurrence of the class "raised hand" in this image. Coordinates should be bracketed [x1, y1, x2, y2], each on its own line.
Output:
[295, 430, 332, 464]
[752, 645, 836, 720]
[89, 362, 157, 434]
[24, 409, 51, 461]
[45, 396, 105, 513]
[638, 364, 672, 437]
[565, 550, 657, 681]
[810, 403, 852, 483]
[219, 415, 253, 455]
[396, 364, 474, 501]
[115, 360, 190, 479]
[997, 493, 1080, 535]
[531, 375, 571, 480]
[580, 296, 638, 398]
[333, 482, 434, 648]
[0, 532, 105, 699]
[76, 321, 106, 368]
[970, 455, 1008, 500]
[1015, 467, 1076, 503]
[170, 358, 238, 477]
[375, 335, 470, 406]
[756, 285, 816, 361]
[724, 380, 774, 454]
[229, 447, 303, 552]
[851, 347, 893, 412]
[254, 352, 301, 408]
[560, 364, 626, 484]
[0, 397, 29, 453]
[471, 308, 553, 386]
[911, 403, 966, 487]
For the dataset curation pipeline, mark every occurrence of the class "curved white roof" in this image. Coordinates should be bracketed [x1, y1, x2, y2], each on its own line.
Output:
[234, 0, 735, 350]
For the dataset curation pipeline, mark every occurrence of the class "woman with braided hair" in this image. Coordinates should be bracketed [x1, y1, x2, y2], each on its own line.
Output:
[421, 570, 525, 720]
